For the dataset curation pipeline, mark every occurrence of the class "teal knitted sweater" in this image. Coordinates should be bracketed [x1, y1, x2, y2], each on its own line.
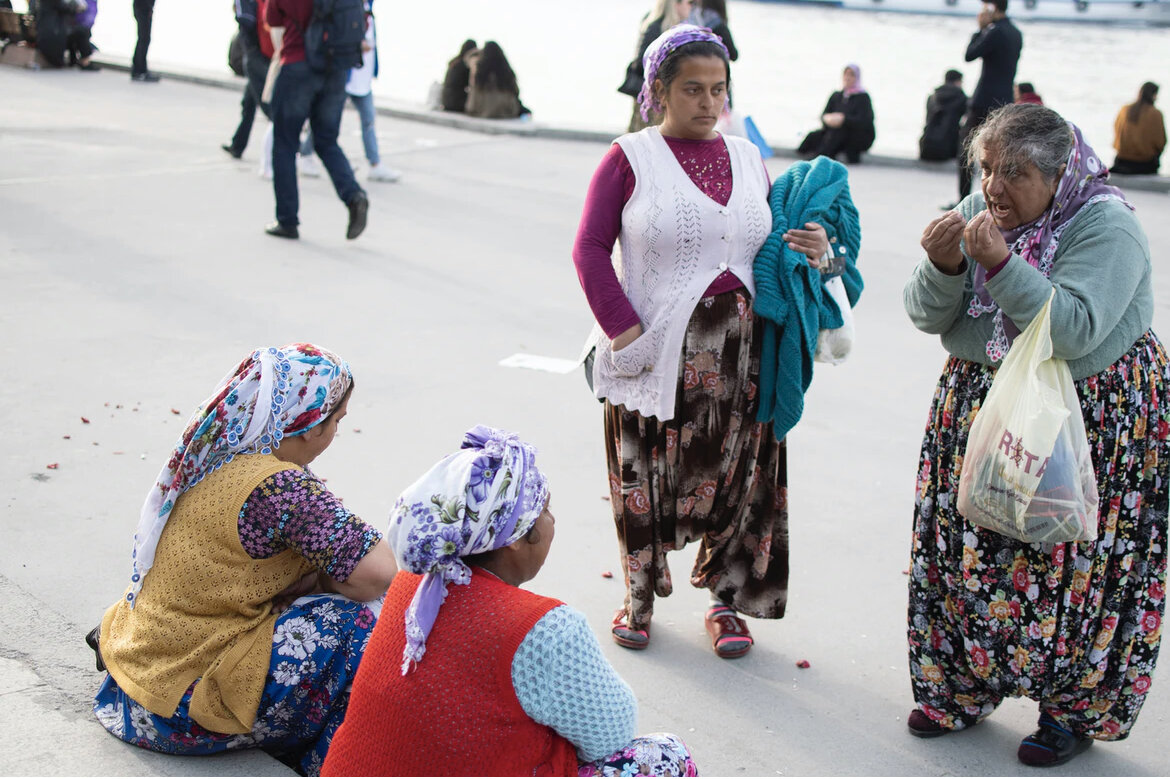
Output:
[752, 157, 863, 442]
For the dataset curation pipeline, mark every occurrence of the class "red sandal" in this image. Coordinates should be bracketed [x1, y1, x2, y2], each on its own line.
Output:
[612, 609, 650, 650]
[705, 604, 753, 658]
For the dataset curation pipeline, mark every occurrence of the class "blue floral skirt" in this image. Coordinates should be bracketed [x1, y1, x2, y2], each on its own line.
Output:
[93, 595, 376, 775]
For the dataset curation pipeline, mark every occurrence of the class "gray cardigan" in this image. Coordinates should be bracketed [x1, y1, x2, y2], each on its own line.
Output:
[904, 193, 1153, 380]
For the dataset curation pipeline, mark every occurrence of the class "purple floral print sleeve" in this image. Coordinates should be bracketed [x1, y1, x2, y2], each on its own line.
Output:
[238, 469, 382, 581]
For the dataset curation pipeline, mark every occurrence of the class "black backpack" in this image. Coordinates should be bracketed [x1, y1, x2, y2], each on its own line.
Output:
[304, 0, 365, 73]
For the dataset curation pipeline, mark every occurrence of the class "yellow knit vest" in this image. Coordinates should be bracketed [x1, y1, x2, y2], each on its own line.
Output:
[100, 454, 315, 734]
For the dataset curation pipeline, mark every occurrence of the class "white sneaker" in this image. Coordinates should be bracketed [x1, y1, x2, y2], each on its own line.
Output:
[298, 155, 322, 178]
[367, 163, 401, 183]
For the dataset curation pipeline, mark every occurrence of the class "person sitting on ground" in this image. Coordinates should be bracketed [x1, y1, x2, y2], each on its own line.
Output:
[1014, 81, 1042, 105]
[465, 40, 528, 119]
[797, 63, 875, 163]
[919, 69, 966, 161]
[1112, 81, 1165, 175]
[322, 426, 698, 777]
[440, 38, 477, 112]
[33, 0, 96, 69]
[89, 343, 397, 776]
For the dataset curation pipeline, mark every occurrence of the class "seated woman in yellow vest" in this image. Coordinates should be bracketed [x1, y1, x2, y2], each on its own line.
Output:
[322, 426, 696, 777]
[90, 343, 397, 776]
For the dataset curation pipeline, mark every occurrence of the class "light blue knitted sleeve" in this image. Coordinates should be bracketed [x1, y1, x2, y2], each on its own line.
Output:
[512, 605, 637, 762]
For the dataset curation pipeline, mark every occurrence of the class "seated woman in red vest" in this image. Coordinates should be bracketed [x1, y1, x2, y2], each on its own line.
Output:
[90, 343, 397, 776]
[322, 426, 697, 777]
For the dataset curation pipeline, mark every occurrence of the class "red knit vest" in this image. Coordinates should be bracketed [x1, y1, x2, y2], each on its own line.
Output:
[322, 570, 580, 777]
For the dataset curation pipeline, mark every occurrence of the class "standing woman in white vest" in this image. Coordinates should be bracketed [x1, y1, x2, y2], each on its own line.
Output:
[573, 25, 829, 658]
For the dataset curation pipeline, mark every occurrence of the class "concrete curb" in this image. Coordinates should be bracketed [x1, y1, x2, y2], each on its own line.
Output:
[91, 54, 1170, 194]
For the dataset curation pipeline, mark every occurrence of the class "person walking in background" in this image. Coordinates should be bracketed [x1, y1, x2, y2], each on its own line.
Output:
[620, 0, 696, 133]
[130, 0, 158, 81]
[950, 0, 1021, 207]
[265, 0, 369, 240]
[919, 69, 966, 161]
[297, 0, 400, 183]
[904, 103, 1167, 767]
[439, 38, 477, 112]
[1112, 82, 1165, 175]
[797, 63, 875, 164]
[695, 0, 736, 61]
[1014, 81, 1042, 105]
[576, 25, 798, 660]
[222, 0, 272, 160]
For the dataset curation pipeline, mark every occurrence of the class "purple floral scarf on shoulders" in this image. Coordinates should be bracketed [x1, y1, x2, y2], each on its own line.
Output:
[968, 123, 1133, 361]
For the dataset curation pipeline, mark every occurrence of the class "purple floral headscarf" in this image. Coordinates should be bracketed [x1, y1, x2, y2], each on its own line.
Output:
[967, 122, 1132, 361]
[129, 343, 352, 607]
[386, 425, 549, 674]
[636, 23, 730, 122]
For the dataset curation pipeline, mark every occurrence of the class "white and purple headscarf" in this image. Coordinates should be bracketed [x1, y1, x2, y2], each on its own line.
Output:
[843, 63, 866, 95]
[387, 425, 549, 674]
[636, 23, 729, 122]
[967, 122, 1132, 361]
[127, 343, 352, 607]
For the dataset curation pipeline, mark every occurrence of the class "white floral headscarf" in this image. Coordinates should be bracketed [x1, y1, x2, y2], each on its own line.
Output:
[127, 343, 352, 607]
[386, 425, 549, 674]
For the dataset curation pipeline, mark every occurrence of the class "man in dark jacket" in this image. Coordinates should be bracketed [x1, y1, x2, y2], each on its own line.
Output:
[919, 69, 967, 161]
[265, 0, 368, 240]
[953, 0, 1022, 205]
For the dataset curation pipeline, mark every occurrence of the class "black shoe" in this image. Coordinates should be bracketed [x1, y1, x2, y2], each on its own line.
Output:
[221, 143, 243, 159]
[1018, 713, 1092, 767]
[265, 222, 299, 239]
[85, 626, 105, 672]
[345, 191, 368, 240]
[131, 71, 160, 83]
[78, 61, 101, 71]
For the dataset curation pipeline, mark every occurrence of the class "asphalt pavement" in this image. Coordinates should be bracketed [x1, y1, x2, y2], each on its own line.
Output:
[1, 62, 1167, 777]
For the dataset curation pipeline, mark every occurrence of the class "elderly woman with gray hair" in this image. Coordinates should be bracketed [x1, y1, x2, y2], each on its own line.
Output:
[903, 103, 1168, 767]
[322, 426, 696, 777]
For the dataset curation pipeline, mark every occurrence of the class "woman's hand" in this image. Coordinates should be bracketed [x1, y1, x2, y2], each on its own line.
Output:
[921, 211, 967, 274]
[611, 323, 643, 352]
[784, 222, 831, 266]
[822, 112, 845, 129]
[272, 572, 321, 613]
[963, 210, 1010, 270]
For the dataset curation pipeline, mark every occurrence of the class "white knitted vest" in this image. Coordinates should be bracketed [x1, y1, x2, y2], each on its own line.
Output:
[589, 128, 772, 421]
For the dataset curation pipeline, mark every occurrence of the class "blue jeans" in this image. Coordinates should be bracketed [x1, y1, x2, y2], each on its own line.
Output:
[300, 91, 381, 166]
[271, 61, 363, 228]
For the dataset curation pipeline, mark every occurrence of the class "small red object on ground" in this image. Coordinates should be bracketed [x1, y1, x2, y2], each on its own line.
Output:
[46, 463, 59, 470]
[80, 416, 90, 424]
[601, 571, 613, 578]
[796, 660, 811, 669]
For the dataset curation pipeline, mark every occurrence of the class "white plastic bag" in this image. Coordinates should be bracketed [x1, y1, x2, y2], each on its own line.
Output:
[815, 275, 853, 365]
[957, 291, 1099, 543]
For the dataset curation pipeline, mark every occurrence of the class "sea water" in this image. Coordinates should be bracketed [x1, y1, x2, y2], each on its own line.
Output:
[23, 0, 1169, 158]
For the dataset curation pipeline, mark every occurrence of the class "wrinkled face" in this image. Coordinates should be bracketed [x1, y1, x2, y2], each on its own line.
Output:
[656, 55, 727, 141]
[979, 144, 1061, 230]
[842, 67, 858, 90]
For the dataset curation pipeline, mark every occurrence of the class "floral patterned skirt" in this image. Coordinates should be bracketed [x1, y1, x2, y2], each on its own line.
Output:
[605, 290, 789, 630]
[908, 331, 1170, 738]
[579, 733, 698, 776]
[93, 595, 376, 775]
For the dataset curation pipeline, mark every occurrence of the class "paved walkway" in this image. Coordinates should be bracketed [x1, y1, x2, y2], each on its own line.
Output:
[0, 64, 1167, 776]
